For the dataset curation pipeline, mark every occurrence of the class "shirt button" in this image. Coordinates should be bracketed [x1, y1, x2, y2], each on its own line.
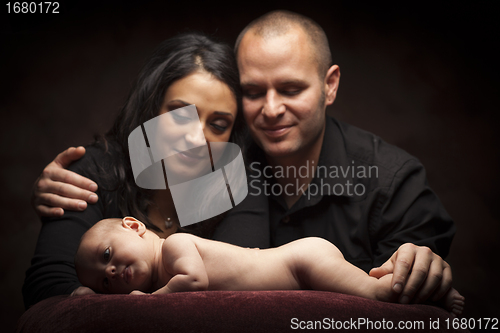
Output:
[282, 216, 290, 224]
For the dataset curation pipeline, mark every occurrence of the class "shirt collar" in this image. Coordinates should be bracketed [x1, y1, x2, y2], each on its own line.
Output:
[319, 116, 350, 173]
[305, 116, 355, 206]
[246, 116, 355, 211]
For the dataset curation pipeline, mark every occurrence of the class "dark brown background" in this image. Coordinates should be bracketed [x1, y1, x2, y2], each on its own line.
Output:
[1, 1, 499, 331]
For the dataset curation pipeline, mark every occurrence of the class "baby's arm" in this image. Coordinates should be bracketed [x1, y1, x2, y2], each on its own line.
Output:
[153, 234, 209, 294]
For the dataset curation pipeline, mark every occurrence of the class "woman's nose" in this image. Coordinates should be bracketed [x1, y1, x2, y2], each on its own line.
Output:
[185, 123, 207, 147]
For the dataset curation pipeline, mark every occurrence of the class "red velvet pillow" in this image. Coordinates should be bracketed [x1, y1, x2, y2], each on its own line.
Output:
[17, 291, 467, 332]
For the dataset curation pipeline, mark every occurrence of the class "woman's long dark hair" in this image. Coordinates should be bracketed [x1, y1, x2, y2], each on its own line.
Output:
[93, 32, 247, 236]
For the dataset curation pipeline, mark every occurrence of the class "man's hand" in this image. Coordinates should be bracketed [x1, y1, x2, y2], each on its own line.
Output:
[130, 290, 147, 295]
[369, 243, 452, 304]
[32, 146, 99, 217]
[70, 286, 96, 296]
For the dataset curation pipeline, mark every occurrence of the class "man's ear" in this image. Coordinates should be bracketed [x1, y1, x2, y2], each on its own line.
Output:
[122, 217, 146, 236]
[324, 64, 340, 106]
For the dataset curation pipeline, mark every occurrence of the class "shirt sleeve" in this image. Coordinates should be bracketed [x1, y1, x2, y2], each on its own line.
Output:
[22, 147, 112, 308]
[371, 158, 456, 267]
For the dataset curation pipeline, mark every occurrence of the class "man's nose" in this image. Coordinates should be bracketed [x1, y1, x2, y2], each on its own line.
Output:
[262, 90, 285, 119]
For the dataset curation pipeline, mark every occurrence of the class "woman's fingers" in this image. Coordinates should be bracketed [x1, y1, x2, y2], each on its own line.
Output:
[34, 204, 64, 217]
[32, 146, 99, 217]
[37, 172, 98, 202]
[34, 182, 96, 217]
[43, 147, 97, 192]
[54, 146, 86, 168]
[35, 192, 89, 212]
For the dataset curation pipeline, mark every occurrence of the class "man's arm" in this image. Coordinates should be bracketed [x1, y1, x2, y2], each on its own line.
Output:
[32, 146, 98, 217]
[369, 158, 455, 304]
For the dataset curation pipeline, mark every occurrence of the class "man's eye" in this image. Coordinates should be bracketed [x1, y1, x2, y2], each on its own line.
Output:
[243, 91, 264, 100]
[281, 89, 301, 96]
[103, 248, 110, 262]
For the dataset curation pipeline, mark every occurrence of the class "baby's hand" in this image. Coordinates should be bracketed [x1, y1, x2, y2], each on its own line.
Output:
[130, 290, 147, 295]
[70, 286, 95, 296]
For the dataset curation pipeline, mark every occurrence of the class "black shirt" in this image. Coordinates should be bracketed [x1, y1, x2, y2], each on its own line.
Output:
[217, 116, 455, 273]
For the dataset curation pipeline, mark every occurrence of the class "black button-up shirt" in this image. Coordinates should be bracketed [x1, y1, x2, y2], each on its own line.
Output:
[215, 116, 455, 273]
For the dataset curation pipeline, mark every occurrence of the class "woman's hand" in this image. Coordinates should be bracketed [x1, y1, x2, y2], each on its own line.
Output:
[32, 146, 99, 217]
[130, 290, 148, 295]
[70, 286, 96, 296]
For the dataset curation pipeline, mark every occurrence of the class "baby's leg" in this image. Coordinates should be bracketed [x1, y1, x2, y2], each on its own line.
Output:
[289, 238, 385, 301]
[287, 238, 465, 316]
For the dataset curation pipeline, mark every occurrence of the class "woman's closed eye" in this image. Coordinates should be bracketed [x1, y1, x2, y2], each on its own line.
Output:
[171, 111, 193, 124]
[211, 119, 230, 132]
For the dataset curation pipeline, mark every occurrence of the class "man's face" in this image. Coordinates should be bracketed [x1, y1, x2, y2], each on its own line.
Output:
[76, 219, 155, 294]
[237, 28, 328, 160]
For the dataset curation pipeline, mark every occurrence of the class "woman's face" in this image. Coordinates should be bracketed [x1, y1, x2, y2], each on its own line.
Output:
[155, 70, 238, 182]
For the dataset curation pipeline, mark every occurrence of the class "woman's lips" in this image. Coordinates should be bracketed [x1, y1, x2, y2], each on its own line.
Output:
[262, 125, 292, 138]
[175, 150, 207, 163]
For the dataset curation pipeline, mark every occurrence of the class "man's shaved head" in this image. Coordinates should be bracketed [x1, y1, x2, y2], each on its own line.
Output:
[235, 10, 332, 77]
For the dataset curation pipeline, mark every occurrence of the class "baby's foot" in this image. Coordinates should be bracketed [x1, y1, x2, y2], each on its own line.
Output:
[438, 288, 465, 317]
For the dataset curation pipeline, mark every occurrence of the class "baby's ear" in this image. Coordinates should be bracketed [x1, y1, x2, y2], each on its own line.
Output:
[122, 217, 146, 236]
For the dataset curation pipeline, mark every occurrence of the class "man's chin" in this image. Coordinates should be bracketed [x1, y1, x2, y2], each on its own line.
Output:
[261, 143, 298, 159]
[251, 133, 299, 159]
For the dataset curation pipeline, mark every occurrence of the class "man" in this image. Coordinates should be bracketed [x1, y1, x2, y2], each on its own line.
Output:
[31, 11, 455, 305]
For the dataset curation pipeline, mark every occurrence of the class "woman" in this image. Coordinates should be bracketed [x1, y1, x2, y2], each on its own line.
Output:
[23, 32, 268, 307]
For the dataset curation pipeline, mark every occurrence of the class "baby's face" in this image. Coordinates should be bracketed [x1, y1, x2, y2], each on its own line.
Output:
[77, 220, 156, 294]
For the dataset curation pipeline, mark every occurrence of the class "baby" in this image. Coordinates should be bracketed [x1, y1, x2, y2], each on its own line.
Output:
[75, 217, 464, 316]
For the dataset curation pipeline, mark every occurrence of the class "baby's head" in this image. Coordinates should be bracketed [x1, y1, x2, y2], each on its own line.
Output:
[75, 217, 158, 294]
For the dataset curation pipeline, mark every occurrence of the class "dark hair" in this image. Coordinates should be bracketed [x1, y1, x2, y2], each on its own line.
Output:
[93, 32, 246, 236]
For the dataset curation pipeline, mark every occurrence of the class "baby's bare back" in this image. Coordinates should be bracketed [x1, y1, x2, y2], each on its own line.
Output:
[161, 234, 306, 291]
[196, 237, 302, 291]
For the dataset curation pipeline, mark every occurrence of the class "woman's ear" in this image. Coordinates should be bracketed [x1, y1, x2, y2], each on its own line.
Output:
[324, 64, 340, 106]
[122, 217, 146, 236]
